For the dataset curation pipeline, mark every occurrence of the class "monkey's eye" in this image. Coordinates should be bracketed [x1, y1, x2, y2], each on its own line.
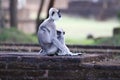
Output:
[52, 11, 55, 16]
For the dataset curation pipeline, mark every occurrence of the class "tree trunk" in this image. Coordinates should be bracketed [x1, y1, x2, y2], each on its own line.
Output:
[98, 1, 108, 20]
[0, 0, 2, 27]
[9, 0, 18, 27]
[36, 0, 44, 34]
[35, 0, 55, 34]
[113, 27, 120, 36]
[46, 0, 55, 18]
[0, 0, 4, 27]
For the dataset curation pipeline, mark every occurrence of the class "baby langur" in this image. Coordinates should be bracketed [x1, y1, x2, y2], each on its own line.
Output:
[38, 8, 81, 56]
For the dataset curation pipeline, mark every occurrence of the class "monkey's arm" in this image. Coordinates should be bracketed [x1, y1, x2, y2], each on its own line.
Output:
[38, 27, 51, 43]
[52, 37, 68, 52]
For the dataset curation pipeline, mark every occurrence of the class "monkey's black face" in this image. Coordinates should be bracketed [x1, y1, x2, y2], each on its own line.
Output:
[57, 30, 65, 36]
[58, 10, 61, 18]
[51, 9, 61, 21]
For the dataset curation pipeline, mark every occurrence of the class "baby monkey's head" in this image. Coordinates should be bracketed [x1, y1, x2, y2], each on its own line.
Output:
[49, 8, 61, 21]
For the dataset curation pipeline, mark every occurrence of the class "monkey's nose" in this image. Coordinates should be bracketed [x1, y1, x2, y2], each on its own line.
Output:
[58, 12, 61, 18]
[59, 14, 61, 18]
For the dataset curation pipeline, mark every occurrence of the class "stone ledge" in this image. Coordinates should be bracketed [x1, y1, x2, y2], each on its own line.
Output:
[0, 52, 108, 63]
[0, 52, 109, 70]
[82, 62, 120, 70]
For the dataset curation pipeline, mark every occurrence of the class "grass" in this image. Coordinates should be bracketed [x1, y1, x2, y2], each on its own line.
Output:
[0, 28, 38, 43]
[93, 35, 120, 46]
[0, 27, 94, 45]
[56, 15, 119, 38]
[65, 38, 94, 45]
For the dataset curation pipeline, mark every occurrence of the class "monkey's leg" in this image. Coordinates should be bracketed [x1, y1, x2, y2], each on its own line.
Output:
[52, 37, 69, 54]
[56, 32, 72, 55]
[39, 49, 47, 56]
[39, 45, 58, 56]
[57, 31, 82, 56]
[57, 33, 64, 44]
[46, 44, 58, 56]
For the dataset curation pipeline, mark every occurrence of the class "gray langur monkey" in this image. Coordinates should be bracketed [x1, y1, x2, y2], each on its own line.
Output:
[38, 8, 82, 56]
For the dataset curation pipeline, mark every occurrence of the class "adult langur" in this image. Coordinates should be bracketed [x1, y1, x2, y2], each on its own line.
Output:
[38, 8, 82, 56]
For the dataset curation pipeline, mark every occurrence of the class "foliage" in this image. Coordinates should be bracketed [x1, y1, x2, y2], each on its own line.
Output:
[94, 35, 120, 46]
[117, 11, 120, 21]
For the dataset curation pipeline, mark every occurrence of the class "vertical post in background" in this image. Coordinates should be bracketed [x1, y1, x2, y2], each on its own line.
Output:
[0, 0, 2, 27]
[46, 0, 55, 18]
[0, 0, 5, 28]
[36, 0, 45, 34]
[9, 0, 18, 28]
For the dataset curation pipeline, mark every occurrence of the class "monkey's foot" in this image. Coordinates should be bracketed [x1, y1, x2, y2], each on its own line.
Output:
[57, 52, 82, 56]
[39, 50, 47, 56]
[70, 53, 82, 56]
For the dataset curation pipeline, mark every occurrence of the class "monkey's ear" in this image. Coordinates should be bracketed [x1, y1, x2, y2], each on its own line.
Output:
[52, 11, 55, 16]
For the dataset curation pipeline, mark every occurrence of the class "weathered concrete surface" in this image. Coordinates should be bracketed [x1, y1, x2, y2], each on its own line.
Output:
[81, 62, 120, 80]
